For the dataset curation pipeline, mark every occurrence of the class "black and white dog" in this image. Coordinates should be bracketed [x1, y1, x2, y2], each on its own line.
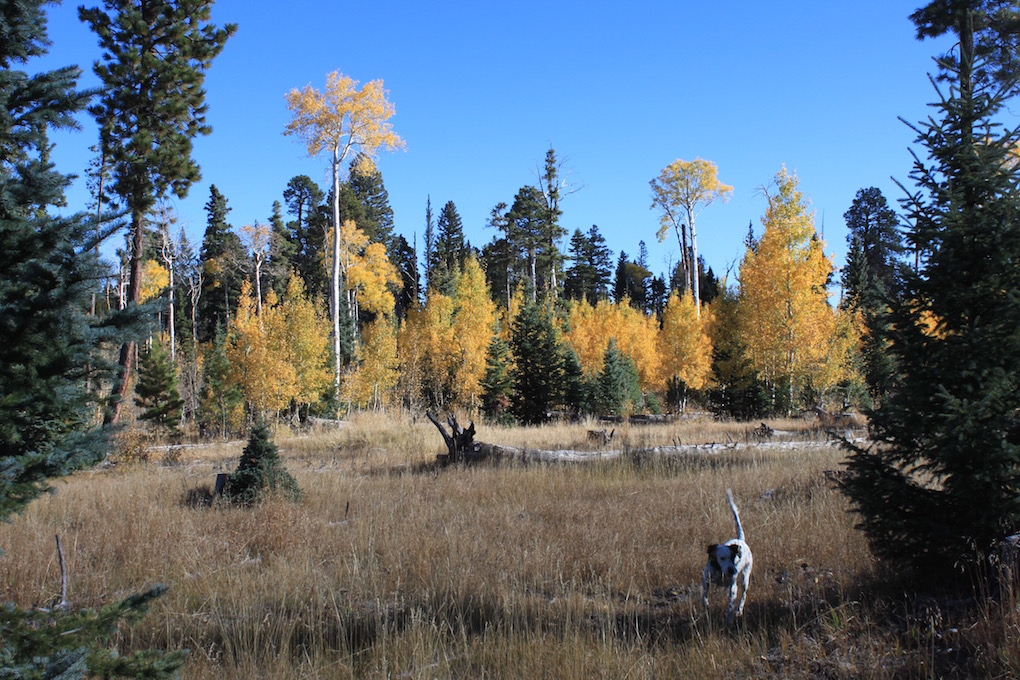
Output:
[702, 489, 753, 624]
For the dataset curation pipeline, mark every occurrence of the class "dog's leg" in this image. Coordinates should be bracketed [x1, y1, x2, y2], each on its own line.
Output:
[701, 566, 711, 607]
[735, 571, 749, 618]
[725, 580, 740, 624]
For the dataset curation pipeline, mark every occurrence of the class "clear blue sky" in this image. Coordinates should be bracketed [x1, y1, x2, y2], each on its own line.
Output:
[38, 1, 951, 286]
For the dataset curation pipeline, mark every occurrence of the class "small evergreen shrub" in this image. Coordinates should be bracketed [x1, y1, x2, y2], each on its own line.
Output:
[223, 423, 301, 505]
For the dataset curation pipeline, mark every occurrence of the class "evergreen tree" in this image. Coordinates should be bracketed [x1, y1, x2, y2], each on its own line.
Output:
[393, 234, 420, 318]
[613, 251, 651, 308]
[537, 147, 568, 297]
[199, 326, 242, 438]
[267, 199, 294, 296]
[224, 422, 301, 506]
[845, 0, 1020, 583]
[590, 340, 641, 416]
[507, 185, 546, 301]
[135, 338, 184, 436]
[432, 200, 465, 295]
[509, 301, 562, 424]
[0, 2, 180, 674]
[197, 184, 244, 341]
[841, 187, 903, 300]
[480, 335, 514, 422]
[81, 0, 235, 423]
[282, 174, 326, 298]
[564, 225, 613, 303]
[348, 153, 395, 251]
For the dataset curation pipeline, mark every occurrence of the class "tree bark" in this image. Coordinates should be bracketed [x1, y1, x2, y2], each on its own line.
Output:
[105, 209, 144, 424]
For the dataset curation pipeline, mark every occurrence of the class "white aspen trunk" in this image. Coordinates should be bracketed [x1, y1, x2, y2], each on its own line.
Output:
[687, 208, 701, 318]
[331, 143, 343, 394]
[253, 256, 263, 316]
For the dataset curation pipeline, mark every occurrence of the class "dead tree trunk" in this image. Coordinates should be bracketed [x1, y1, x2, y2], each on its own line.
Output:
[426, 412, 480, 464]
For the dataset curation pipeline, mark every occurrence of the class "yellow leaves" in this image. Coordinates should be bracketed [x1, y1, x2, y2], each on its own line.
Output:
[140, 259, 168, 302]
[650, 157, 733, 242]
[658, 292, 714, 390]
[737, 167, 838, 393]
[325, 219, 402, 318]
[395, 259, 497, 411]
[450, 257, 497, 408]
[284, 71, 405, 162]
[342, 317, 398, 409]
[226, 275, 331, 417]
[562, 298, 661, 390]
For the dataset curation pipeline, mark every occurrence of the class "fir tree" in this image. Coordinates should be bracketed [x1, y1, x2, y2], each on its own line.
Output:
[844, 0, 1020, 583]
[0, 2, 180, 674]
[590, 341, 641, 416]
[480, 336, 514, 422]
[135, 338, 185, 436]
[197, 184, 244, 341]
[224, 422, 301, 506]
[198, 326, 242, 438]
[509, 301, 562, 425]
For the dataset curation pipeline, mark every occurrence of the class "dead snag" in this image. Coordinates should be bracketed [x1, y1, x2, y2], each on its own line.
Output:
[426, 412, 479, 463]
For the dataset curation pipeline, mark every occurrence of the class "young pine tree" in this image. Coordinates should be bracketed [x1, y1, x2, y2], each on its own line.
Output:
[844, 1, 1020, 583]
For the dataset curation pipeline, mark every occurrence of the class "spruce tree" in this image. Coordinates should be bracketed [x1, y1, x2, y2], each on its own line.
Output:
[480, 336, 513, 422]
[80, 0, 235, 422]
[509, 301, 563, 425]
[844, 0, 1020, 583]
[197, 184, 244, 341]
[224, 422, 301, 506]
[0, 2, 180, 674]
[135, 338, 185, 436]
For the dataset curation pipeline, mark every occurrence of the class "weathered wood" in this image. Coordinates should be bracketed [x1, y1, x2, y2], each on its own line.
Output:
[426, 412, 479, 463]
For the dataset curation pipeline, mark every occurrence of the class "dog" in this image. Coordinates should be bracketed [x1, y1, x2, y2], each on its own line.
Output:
[702, 488, 753, 624]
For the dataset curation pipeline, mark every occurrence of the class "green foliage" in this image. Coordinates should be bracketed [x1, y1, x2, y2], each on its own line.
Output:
[844, 1, 1020, 583]
[224, 422, 301, 506]
[480, 336, 513, 423]
[589, 340, 641, 416]
[134, 338, 184, 436]
[509, 301, 563, 425]
[198, 326, 242, 438]
[1, 2, 177, 675]
[564, 225, 613, 303]
[197, 185, 245, 342]
[0, 586, 186, 678]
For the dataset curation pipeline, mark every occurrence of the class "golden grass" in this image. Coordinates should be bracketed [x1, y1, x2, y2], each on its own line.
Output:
[2, 411, 1017, 678]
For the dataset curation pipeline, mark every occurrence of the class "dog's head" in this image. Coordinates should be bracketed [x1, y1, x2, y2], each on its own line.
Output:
[706, 542, 742, 583]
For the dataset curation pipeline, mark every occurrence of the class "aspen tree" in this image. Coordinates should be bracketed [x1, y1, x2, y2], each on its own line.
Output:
[284, 72, 404, 396]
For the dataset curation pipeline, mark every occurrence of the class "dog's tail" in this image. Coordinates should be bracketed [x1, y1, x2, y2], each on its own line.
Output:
[726, 488, 744, 542]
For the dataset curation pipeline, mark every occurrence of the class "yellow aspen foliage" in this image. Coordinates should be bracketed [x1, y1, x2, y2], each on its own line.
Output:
[140, 259, 169, 302]
[326, 220, 402, 318]
[281, 274, 332, 407]
[497, 286, 525, 344]
[563, 298, 661, 390]
[658, 291, 714, 390]
[450, 256, 497, 409]
[227, 281, 297, 416]
[737, 167, 837, 404]
[397, 291, 457, 409]
[284, 72, 404, 164]
[342, 317, 398, 410]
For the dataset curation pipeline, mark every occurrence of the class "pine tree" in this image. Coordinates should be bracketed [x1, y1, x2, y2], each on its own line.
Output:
[0, 2, 180, 674]
[199, 325, 243, 437]
[590, 340, 640, 416]
[81, 0, 235, 422]
[135, 337, 185, 436]
[348, 153, 396, 251]
[844, 0, 1020, 583]
[432, 200, 465, 295]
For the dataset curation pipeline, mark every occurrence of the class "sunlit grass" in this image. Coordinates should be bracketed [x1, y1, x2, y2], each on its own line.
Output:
[1, 411, 1016, 678]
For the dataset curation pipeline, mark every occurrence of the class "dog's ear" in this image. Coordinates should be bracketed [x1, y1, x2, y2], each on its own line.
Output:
[707, 544, 717, 556]
[729, 544, 741, 561]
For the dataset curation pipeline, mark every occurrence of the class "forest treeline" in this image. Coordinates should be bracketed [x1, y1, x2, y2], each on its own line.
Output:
[118, 149, 900, 436]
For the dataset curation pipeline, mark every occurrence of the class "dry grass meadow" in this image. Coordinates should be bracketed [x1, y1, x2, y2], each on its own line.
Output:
[3, 412, 1019, 678]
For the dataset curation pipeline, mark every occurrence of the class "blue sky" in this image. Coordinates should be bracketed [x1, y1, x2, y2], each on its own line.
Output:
[38, 1, 951, 287]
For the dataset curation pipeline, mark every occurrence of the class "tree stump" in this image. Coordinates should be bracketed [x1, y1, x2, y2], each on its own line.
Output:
[426, 412, 481, 464]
